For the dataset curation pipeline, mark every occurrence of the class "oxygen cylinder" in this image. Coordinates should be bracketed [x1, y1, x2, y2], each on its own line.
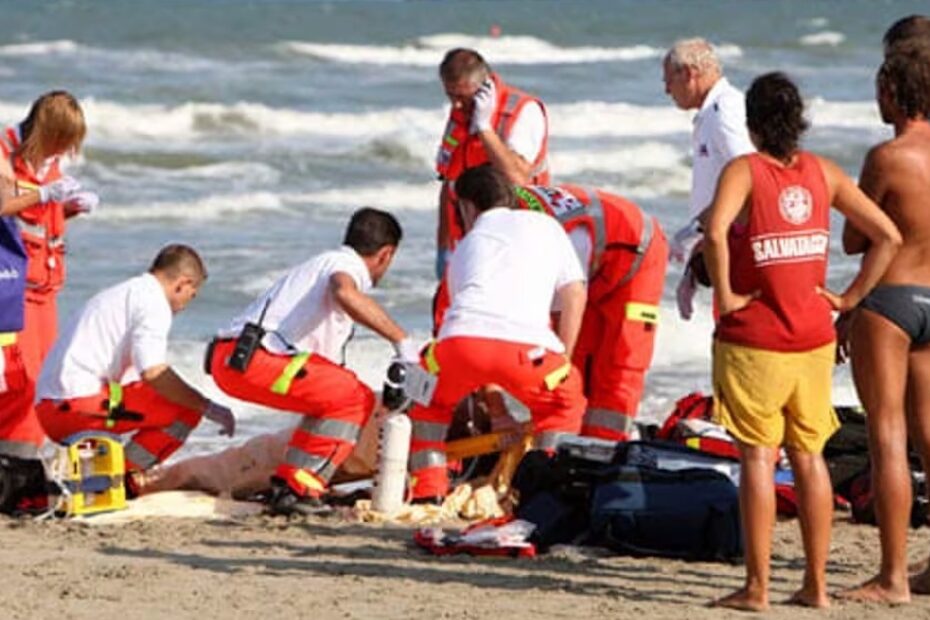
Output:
[371, 410, 411, 514]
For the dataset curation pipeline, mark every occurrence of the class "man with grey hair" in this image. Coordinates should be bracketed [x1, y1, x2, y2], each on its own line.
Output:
[663, 37, 754, 319]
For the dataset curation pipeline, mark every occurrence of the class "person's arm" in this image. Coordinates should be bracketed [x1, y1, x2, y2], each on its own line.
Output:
[330, 272, 406, 346]
[703, 157, 756, 315]
[142, 364, 209, 411]
[842, 146, 885, 255]
[0, 158, 41, 217]
[553, 280, 586, 357]
[477, 128, 533, 184]
[471, 86, 542, 184]
[820, 156, 901, 311]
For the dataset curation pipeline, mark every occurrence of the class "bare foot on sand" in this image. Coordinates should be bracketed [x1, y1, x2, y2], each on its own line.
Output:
[710, 588, 769, 612]
[910, 566, 930, 595]
[837, 577, 910, 605]
[787, 588, 830, 608]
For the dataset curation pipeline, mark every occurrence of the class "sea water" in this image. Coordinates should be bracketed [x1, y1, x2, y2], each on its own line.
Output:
[0, 0, 921, 456]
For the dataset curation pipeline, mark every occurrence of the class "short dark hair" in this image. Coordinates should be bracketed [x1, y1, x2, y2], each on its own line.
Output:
[439, 48, 490, 83]
[343, 208, 402, 256]
[883, 15, 930, 54]
[454, 165, 517, 212]
[879, 44, 930, 119]
[746, 72, 809, 161]
[149, 244, 207, 280]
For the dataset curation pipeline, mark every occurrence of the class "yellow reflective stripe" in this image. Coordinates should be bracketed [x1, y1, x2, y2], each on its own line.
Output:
[15, 180, 38, 191]
[424, 341, 440, 375]
[625, 302, 660, 325]
[543, 361, 571, 391]
[0, 332, 16, 346]
[108, 381, 123, 411]
[293, 469, 326, 494]
[271, 352, 311, 395]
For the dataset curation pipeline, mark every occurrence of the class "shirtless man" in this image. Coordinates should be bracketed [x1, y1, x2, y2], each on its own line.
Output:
[840, 44, 930, 604]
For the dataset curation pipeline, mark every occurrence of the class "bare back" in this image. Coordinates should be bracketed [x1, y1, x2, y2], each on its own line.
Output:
[858, 122, 930, 285]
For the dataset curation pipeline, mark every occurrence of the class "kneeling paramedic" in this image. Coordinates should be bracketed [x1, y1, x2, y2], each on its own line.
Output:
[36, 245, 234, 481]
[513, 185, 668, 441]
[408, 165, 587, 504]
[208, 208, 419, 516]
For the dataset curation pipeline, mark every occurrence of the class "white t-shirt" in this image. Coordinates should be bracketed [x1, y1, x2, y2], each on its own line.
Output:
[506, 101, 546, 165]
[37, 273, 173, 400]
[689, 77, 755, 218]
[440, 208, 585, 352]
[217, 246, 372, 364]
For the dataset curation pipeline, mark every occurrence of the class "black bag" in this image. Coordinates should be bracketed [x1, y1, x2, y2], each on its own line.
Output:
[589, 464, 743, 562]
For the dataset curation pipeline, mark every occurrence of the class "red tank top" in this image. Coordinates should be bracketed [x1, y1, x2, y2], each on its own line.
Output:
[715, 152, 835, 352]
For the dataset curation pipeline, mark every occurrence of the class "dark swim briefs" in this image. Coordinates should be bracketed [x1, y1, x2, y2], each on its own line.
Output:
[859, 284, 930, 345]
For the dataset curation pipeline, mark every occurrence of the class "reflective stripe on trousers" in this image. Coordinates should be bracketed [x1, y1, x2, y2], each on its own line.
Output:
[583, 407, 635, 434]
[0, 438, 39, 459]
[409, 448, 446, 472]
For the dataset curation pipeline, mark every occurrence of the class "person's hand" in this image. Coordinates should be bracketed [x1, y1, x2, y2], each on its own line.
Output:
[203, 401, 235, 437]
[63, 191, 100, 216]
[469, 79, 496, 134]
[670, 219, 703, 264]
[676, 266, 698, 321]
[393, 336, 422, 363]
[39, 176, 81, 204]
[835, 311, 854, 365]
[718, 290, 760, 316]
[817, 286, 859, 313]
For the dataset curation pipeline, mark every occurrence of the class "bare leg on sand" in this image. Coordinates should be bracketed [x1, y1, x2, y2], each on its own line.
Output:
[839, 309, 911, 604]
[905, 343, 930, 594]
[785, 449, 832, 608]
[712, 444, 774, 612]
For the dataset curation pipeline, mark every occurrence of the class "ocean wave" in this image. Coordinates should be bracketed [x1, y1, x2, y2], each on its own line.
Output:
[103, 191, 288, 221]
[88, 160, 281, 186]
[807, 98, 880, 128]
[552, 142, 685, 177]
[285, 181, 438, 212]
[800, 31, 846, 46]
[283, 33, 741, 66]
[0, 40, 79, 56]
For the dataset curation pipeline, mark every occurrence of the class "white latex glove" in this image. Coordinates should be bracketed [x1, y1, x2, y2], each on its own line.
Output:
[64, 191, 100, 215]
[393, 337, 422, 363]
[676, 266, 698, 321]
[38, 176, 81, 204]
[670, 218, 703, 264]
[203, 401, 236, 437]
[469, 79, 496, 134]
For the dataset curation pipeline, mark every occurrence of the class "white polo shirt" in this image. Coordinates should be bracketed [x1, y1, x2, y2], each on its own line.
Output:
[37, 273, 173, 400]
[506, 101, 546, 165]
[689, 77, 755, 218]
[440, 208, 585, 352]
[218, 246, 372, 365]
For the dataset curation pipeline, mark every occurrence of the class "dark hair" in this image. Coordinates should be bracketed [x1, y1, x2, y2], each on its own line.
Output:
[883, 15, 930, 53]
[150, 244, 207, 280]
[879, 44, 930, 119]
[343, 207, 402, 256]
[439, 48, 490, 83]
[454, 165, 517, 212]
[746, 72, 809, 161]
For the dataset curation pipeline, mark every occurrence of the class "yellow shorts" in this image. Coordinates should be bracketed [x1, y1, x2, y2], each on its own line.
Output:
[712, 339, 839, 453]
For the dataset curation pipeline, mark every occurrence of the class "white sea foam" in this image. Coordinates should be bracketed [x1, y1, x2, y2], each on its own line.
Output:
[88, 161, 281, 187]
[284, 181, 437, 212]
[800, 31, 846, 46]
[807, 98, 881, 129]
[552, 141, 685, 176]
[103, 191, 288, 221]
[0, 40, 80, 56]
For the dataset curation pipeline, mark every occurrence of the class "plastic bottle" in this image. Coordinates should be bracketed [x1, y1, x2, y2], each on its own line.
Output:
[371, 410, 411, 514]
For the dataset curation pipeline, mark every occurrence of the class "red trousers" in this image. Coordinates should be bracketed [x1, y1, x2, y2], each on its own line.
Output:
[576, 225, 668, 440]
[0, 340, 43, 457]
[408, 336, 586, 499]
[209, 340, 375, 497]
[37, 381, 202, 471]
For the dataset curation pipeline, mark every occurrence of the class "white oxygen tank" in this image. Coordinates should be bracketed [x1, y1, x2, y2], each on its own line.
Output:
[371, 410, 411, 514]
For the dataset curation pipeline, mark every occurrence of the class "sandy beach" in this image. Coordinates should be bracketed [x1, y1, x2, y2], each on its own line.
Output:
[2, 510, 929, 620]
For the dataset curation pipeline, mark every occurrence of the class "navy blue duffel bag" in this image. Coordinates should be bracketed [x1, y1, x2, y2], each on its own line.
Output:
[589, 464, 743, 563]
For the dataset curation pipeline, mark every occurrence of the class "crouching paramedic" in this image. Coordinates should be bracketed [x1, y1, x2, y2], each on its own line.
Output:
[36, 245, 234, 477]
[208, 208, 418, 516]
[513, 185, 668, 441]
[408, 166, 587, 503]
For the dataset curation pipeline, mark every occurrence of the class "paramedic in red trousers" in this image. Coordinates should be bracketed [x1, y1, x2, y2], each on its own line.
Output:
[0, 91, 99, 460]
[409, 166, 587, 504]
[512, 185, 668, 441]
[36, 245, 233, 485]
[209, 208, 419, 516]
[434, 48, 550, 278]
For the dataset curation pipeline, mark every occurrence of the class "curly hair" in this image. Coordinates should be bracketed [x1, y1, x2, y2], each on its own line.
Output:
[878, 42, 930, 119]
[745, 72, 809, 161]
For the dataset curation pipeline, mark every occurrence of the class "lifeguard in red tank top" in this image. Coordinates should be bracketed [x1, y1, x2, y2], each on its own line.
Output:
[716, 151, 835, 352]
